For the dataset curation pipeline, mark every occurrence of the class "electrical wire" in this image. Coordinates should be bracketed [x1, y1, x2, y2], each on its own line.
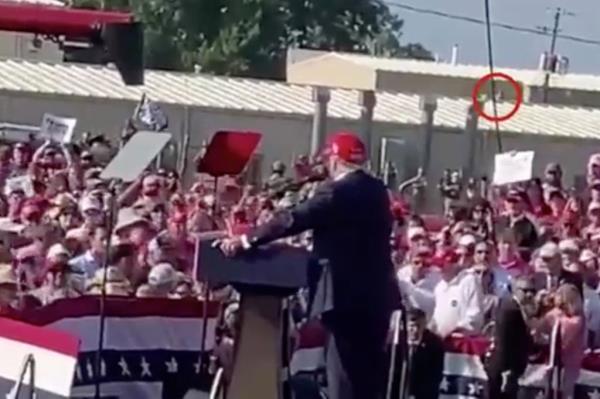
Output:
[482, 0, 502, 151]
[387, 2, 600, 47]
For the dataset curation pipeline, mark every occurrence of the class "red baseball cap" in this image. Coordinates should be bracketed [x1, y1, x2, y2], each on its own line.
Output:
[390, 199, 409, 221]
[323, 131, 367, 165]
[432, 249, 459, 268]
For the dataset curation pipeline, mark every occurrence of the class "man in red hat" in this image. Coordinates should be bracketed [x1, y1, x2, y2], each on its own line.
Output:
[220, 131, 401, 399]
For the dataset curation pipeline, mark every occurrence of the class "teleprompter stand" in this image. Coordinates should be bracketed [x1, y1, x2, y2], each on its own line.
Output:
[200, 242, 308, 399]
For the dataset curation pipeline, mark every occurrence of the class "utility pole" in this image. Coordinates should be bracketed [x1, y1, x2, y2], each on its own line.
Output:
[540, 7, 574, 103]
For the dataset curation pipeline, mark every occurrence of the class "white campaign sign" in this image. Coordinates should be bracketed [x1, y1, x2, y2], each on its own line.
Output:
[5, 175, 35, 197]
[493, 150, 535, 186]
[39, 113, 77, 143]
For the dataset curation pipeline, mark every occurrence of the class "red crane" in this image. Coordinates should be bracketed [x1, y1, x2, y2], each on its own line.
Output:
[0, 1, 144, 85]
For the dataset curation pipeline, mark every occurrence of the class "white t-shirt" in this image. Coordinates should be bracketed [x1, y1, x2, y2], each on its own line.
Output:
[431, 269, 485, 337]
[397, 264, 442, 320]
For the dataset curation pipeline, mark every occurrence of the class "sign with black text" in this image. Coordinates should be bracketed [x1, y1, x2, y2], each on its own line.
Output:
[493, 150, 534, 186]
[39, 113, 77, 143]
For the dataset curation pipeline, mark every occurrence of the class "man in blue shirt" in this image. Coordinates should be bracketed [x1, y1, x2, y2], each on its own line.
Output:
[69, 226, 107, 279]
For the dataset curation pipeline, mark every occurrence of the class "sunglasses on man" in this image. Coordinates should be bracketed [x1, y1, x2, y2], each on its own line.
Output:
[516, 286, 536, 295]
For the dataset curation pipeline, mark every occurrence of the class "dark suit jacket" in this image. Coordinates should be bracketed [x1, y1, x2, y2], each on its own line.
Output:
[531, 269, 584, 297]
[409, 330, 445, 399]
[248, 170, 401, 318]
[487, 296, 532, 379]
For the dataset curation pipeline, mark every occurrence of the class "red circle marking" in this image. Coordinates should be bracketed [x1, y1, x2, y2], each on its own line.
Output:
[471, 72, 523, 122]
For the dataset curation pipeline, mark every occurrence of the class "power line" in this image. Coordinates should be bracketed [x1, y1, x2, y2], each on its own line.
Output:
[387, 1, 600, 47]
[482, 0, 502, 151]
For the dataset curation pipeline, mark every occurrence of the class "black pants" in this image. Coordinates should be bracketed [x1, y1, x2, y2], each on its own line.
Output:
[324, 312, 389, 399]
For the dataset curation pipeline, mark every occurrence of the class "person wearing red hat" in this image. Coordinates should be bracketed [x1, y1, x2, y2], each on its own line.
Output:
[220, 131, 401, 399]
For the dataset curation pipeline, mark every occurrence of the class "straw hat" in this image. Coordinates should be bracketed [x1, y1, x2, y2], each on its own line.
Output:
[114, 208, 151, 234]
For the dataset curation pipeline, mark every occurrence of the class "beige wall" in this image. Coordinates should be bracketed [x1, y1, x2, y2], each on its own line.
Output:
[381, 72, 600, 108]
[0, 32, 62, 62]
[0, 91, 316, 181]
[376, 72, 521, 102]
[0, 90, 598, 210]
[528, 86, 600, 108]
[475, 131, 600, 187]
[287, 55, 377, 91]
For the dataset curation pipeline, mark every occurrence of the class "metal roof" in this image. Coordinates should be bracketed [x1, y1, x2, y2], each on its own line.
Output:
[330, 52, 600, 93]
[1, 59, 600, 140]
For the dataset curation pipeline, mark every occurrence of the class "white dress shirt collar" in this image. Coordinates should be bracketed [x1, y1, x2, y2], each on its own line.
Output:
[333, 168, 361, 182]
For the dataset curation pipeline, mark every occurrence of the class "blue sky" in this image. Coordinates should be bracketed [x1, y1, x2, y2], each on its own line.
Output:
[389, 0, 600, 74]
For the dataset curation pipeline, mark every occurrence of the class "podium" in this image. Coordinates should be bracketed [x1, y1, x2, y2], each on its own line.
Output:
[200, 242, 308, 399]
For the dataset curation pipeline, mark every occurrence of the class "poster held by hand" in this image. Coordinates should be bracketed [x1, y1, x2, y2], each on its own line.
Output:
[39, 113, 77, 144]
[100, 131, 172, 182]
[493, 150, 535, 186]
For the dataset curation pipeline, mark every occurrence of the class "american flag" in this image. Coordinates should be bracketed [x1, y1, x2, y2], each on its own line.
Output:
[16, 297, 219, 399]
[0, 317, 80, 399]
[292, 321, 600, 399]
[439, 335, 600, 399]
[134, 94, 169, 132]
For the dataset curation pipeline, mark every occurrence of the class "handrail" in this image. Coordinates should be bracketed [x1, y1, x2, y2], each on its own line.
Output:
[209, 367, 225, 399]
[398, 168, 426, 197]
[7, 353, 36, 399]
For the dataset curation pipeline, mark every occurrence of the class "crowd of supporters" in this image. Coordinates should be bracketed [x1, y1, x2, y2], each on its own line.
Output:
[1, 133, 600, 398]
[0, 135, 323, 390]
[392, 159, 600, 399]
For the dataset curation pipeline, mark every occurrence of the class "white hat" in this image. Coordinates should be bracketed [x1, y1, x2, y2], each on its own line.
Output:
[580, 249, 596, 263]
[46, 243, 69, 259]
[539, 242, 559, 257]
[407, 226, 427, 240]
[458, 234, 477, 247]
[80, 196, 102, 213]
[148, 263, 176, 288]
[559, 239, 579, 253]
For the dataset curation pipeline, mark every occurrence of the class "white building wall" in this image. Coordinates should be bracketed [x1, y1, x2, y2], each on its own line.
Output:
[0, 90, 598, 206]
[0, 32, 63, 62]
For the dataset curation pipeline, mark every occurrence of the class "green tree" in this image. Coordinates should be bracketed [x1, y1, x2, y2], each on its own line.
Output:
[71, 0, 432, 78]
